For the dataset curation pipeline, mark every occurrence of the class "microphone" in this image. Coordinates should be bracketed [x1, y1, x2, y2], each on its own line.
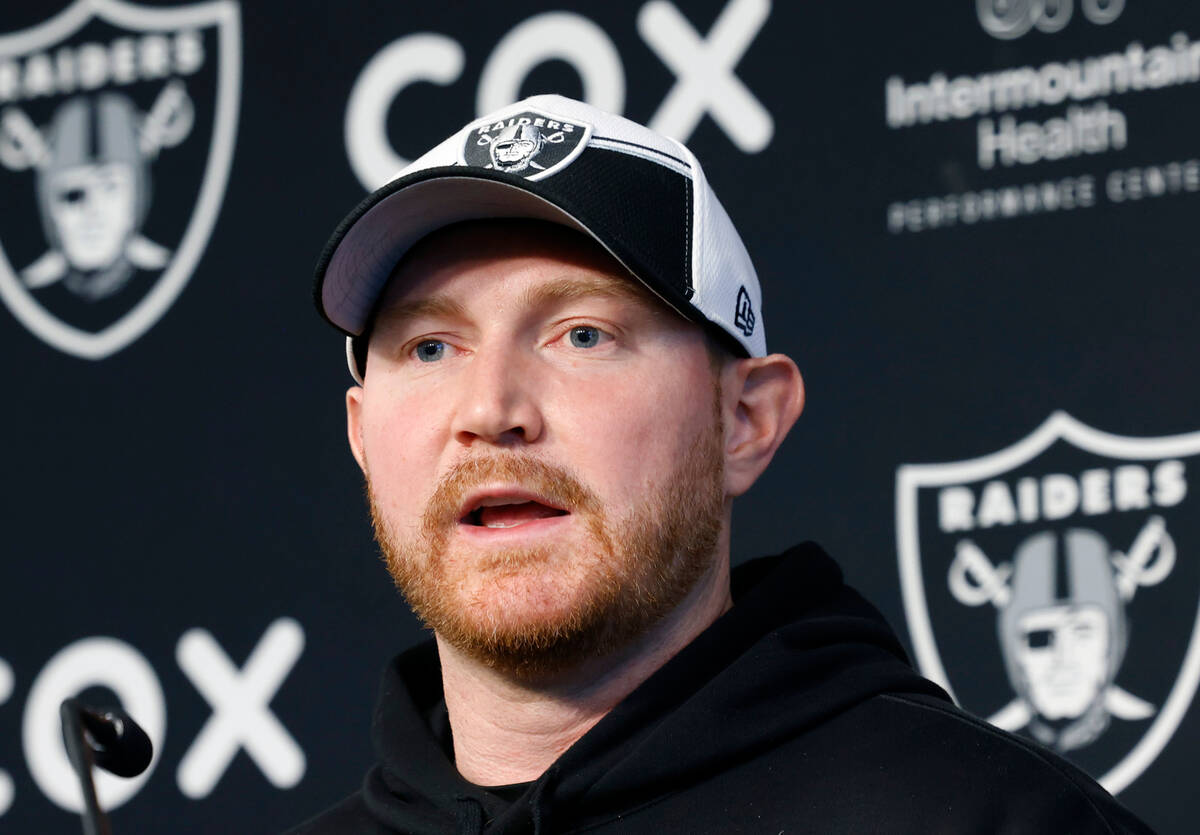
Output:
[72, 701, 154, 778]
[60, 699, 154, 835]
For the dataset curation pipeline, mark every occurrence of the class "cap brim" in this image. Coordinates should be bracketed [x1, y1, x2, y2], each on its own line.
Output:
[318, 170, 612, 337]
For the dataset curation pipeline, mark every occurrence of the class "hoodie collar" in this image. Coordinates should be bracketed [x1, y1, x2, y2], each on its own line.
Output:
[362, 543, 948, 833]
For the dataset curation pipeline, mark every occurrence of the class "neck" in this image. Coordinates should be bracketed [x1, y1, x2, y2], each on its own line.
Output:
[437, 555, 733, 787]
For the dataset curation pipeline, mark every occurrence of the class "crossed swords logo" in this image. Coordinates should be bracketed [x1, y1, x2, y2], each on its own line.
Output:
[950, 515, 1175, 608]
[0, 80, 193, 292]
[949, 515, 1174, 727]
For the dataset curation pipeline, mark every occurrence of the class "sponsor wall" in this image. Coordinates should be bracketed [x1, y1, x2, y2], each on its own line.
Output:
[0, 0, 1196, 831]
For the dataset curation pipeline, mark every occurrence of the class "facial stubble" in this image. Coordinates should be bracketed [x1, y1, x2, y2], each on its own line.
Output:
[367, 389, 726, 678]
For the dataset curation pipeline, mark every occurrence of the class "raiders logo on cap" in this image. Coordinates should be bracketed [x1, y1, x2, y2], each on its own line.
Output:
[462, 110, 591, 182]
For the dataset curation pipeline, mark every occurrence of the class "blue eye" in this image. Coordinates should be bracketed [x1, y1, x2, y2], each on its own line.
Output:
[568, 326, 602, 348]
[415, 340, 445, 362]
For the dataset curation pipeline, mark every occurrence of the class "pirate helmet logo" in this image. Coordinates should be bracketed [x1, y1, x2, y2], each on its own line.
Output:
[488, 122, 546, 173]
[462, 109, 591, 182]
[966, 522, 1168, 752]
[898, 413, 1200, 794]
[14, 82, 193, 300]
[0, 0, 241, 360]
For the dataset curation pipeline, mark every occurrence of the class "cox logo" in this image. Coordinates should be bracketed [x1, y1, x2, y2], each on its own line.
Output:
[345, 0, 774, 190]
[977, 0, 1125, 40]
[0, 618, 304, 818]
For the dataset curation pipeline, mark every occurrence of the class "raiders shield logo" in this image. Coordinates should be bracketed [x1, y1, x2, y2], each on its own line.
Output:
[462, 109, 591, 182]
[897, 412, 1200, 793]
[0, 0, 240, 359]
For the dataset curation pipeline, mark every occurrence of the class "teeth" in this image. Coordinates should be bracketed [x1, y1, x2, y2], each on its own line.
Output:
[484, 521, 521, 529]
[478, 497, 530, 508]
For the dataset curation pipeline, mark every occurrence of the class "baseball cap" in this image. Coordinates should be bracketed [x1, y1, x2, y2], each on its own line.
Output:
[314, 94, 766, 383]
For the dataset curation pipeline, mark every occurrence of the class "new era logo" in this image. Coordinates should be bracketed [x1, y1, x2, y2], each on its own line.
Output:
[734, 285, 755, 336]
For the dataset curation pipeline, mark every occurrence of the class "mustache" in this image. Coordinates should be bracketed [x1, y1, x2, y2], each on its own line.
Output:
[421, 455, 601, 532]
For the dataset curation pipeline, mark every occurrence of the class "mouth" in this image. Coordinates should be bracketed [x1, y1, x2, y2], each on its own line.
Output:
[458, 489, 570, 530]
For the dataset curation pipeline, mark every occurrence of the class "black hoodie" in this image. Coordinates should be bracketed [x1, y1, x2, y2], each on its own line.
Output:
[288, 544, 1154, 834]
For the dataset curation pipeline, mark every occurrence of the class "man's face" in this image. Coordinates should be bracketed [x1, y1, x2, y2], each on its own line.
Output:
[350, 221, 728, 677]
[1015, 604, 1111, 720]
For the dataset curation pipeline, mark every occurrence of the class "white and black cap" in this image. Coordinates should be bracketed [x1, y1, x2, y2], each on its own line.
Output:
[314, 94, 766, 383]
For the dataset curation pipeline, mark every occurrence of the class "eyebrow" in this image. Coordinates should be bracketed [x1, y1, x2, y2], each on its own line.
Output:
[517, 273, 658, 311]
[383, 273, 657, 328]
[378, 295, 469, 331]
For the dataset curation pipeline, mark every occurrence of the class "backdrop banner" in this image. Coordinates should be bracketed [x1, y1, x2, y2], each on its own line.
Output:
[0, 1, 1196, 831]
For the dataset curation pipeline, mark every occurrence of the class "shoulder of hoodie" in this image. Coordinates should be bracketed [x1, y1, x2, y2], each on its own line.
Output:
[561, 692, 1155, 835]
[810, 691, 1155, 834]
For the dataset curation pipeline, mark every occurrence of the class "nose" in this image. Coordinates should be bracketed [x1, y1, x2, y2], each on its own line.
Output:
[451, 342, 544, 447]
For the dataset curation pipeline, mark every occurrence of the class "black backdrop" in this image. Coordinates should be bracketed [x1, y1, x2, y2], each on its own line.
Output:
[2, 0, 1198, 831]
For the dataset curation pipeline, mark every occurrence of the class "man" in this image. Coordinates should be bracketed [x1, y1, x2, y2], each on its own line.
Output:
[292, 95, 1153, 833]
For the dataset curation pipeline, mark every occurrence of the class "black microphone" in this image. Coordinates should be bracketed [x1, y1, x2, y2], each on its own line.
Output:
[60, 698, 154, 835]
[71, 701, 154, 778]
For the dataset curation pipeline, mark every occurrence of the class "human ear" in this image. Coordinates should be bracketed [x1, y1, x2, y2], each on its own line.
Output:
[721, 354, 805, 497]
[346, 386, 367, 474]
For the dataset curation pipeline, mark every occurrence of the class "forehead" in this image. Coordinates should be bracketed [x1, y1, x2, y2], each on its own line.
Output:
[374, 219, 671, 316]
